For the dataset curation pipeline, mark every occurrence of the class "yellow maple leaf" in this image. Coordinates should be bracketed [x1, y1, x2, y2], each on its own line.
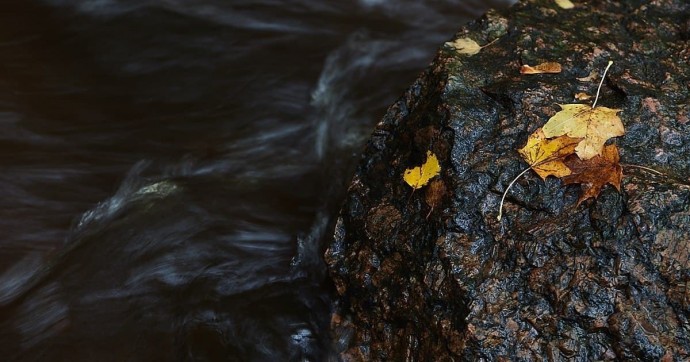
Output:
[541, 104, 624, 160]
[518, 128, 582, 179]
[403, 151, 441, 189]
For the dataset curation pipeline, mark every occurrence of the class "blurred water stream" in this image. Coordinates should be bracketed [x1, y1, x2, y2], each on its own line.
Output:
[0, 1, 511, 360]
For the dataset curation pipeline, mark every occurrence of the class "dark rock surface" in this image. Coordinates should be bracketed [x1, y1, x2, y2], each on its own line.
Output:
[325, 0, 690, 360]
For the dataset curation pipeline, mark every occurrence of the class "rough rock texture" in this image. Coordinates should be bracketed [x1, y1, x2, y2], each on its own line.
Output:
[325, 0, 690, 360]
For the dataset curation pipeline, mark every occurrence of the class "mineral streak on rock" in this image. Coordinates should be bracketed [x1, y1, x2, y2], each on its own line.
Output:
[325, 0, 690, 360]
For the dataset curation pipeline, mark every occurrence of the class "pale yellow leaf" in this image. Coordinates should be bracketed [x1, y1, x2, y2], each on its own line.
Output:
[555, 0, 575, 9]
[542, 104, 624, 160]
[577, 70, 598, 82]
[449, 38, 482, 56]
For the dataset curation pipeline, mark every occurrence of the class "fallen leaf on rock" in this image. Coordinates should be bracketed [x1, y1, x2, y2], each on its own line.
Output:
[563, 144, 622, 204]
[499, 60, 623, 220]
[425, 179, 446, 218]
[403, 151, 441, 189]
[574, 92, 592, 101]
[577, 70, 598, 82]
[518, 128, 582, 179]
[520, 62, 562, 74]
[447, 38, 482, 55]
[542, 104, 624, 160]
[555, 0, 575, 9]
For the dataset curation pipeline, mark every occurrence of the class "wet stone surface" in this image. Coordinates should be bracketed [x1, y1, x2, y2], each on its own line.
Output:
[325, 0, 690, 360]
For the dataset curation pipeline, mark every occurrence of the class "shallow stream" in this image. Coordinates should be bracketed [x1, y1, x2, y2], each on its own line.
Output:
[0, 1, 510, 360]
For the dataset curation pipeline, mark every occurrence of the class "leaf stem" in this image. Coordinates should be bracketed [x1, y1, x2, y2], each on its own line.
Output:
[480, 37, 500, 49]
[497, 166, 532, 221]
[621, 163, 665, 176]
[592, 60, 613, 109]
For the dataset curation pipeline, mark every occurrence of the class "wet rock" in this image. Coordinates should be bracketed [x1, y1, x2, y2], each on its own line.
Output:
[325, 0, 690, 360]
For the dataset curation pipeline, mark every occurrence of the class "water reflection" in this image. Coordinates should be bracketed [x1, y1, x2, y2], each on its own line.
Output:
[0, 0, 511, 359]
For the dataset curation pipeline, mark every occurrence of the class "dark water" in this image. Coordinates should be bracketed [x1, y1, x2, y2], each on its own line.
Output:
[0, 1, 511, 360]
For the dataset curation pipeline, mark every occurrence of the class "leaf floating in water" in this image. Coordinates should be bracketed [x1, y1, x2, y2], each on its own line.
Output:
[403, 151, 441, 189]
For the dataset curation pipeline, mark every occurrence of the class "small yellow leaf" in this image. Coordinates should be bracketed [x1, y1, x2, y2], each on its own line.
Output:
[518, 128, 581, 179]
[542, 104, 624, 160]
[520, 62, 562, 74]
[555, 0, 575, 9]
[577, 70, 598, 82]
[574, 92, 592, 101]
[448, 38, 482, 56]
[403, 151, 441, 189]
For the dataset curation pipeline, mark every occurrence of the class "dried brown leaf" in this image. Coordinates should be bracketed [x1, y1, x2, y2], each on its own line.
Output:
[425, 179, 446, 218]
[562, 144, 622, 205]
[520, 62, 562, 74]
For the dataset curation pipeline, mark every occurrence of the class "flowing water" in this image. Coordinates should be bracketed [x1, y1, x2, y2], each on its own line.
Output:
[0, 1, 511, 360]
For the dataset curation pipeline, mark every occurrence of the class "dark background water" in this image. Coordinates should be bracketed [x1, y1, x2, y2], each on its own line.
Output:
[0, 1, 511, 360]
